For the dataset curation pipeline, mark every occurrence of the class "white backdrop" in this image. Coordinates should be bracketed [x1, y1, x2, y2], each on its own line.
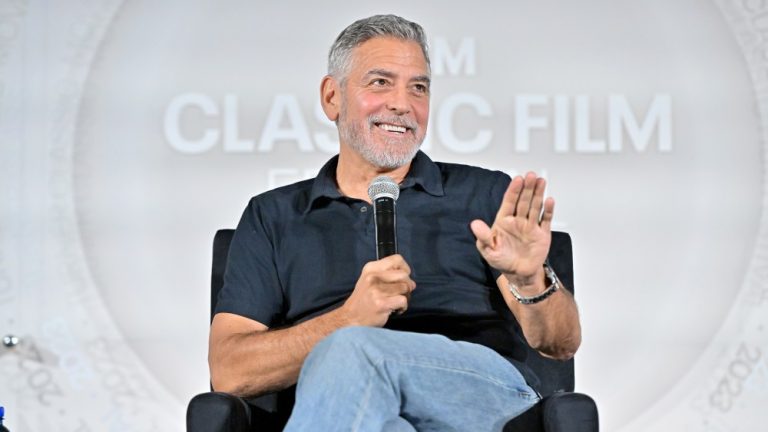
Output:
[1, 0, 768, 430]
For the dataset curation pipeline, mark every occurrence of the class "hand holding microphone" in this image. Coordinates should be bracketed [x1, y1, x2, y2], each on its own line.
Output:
[340, 176, 415, 327]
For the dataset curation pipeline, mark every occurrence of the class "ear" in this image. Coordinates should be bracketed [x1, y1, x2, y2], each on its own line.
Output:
[320, 75, 340, 122]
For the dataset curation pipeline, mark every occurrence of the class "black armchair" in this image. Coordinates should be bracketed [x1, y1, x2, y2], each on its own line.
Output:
[187, 230, 598, 431]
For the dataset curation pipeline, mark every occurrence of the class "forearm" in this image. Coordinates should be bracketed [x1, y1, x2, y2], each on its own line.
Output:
[210, 256, 415, 398]
[209, 307, 350, 397]
[498, 272, 582, 360]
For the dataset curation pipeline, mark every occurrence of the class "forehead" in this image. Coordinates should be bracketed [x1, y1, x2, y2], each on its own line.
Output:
[348, 37, 428, 77]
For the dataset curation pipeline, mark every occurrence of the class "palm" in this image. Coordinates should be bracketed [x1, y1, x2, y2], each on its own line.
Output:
[471, 173, 554, 279]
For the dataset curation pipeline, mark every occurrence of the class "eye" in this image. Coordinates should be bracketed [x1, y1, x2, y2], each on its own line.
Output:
[371, 78, 388, 86]
[413, 83, 429, 94]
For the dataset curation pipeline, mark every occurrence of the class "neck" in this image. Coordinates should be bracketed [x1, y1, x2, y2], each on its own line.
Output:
[336, 147, 412, 203]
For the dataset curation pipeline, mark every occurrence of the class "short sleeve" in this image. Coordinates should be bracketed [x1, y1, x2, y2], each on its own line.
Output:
[214, 198, 285, 327]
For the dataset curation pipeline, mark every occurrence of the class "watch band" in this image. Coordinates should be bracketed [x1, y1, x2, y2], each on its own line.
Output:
[507, 263, 561, 305]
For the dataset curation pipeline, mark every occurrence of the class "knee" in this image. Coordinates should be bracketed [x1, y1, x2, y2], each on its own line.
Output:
[304, 327, 385, 371]
[317, 326, 384, 356]
[325, 326, 381, 347]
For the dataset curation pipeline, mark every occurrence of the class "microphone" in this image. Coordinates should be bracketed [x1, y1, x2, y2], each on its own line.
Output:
[367, 176, 400, 259]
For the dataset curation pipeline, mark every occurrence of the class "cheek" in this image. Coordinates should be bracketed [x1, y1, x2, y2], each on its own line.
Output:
[357, 94, 385, 114]
[414, 101, 430, 126]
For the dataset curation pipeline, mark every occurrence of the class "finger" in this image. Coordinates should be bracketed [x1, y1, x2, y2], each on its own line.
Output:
[495, 176, 524, 222]
[370, 254, 411, 273]
[470, 219, 494, 249]
[402, 277, 417, 294]
[377, 272, 416, 293]
[386, 277, 416, 295]
[516, 172, 538, 219]
[540, 197, 555, 232]
[379, 283, 410, 296]
[387, 295, 409, 315]
[528, 177, 546, 223]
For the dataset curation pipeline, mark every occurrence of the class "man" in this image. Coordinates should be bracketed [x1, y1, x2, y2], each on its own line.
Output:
[209, 14, 581, 431]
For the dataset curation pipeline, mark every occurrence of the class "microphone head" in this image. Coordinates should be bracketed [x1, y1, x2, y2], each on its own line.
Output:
[367, 175, 400, 202]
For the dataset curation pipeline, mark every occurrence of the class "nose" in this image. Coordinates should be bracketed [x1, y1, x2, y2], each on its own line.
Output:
[385, 85, 410, 115]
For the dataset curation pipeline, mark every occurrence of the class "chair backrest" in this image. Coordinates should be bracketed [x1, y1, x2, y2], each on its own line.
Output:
[210, 229, 576, 398]
[210, 229, 292, 417]
[527, 231, 575, 396]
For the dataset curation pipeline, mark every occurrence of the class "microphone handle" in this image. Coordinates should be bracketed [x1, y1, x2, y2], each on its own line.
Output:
[374, 196, 397, 259]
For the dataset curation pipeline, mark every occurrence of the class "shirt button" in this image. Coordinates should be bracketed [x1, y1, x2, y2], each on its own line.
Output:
[360, 206, 368, 213]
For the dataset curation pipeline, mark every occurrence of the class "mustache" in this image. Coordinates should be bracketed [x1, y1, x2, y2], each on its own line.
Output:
[368, 115, 418, 131]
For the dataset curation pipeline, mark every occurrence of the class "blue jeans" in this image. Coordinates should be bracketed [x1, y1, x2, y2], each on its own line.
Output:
[283, 327, 539, 432]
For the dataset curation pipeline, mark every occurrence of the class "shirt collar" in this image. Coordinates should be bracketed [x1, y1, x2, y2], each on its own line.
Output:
[304, 155, 343, 214]
[304, 150, 445, 214]
[400, 150, 444, 197]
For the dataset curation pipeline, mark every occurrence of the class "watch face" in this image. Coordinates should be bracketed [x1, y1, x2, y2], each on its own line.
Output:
[3, 0, 768, 430]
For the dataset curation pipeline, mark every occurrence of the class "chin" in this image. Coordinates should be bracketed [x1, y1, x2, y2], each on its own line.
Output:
[367, 148, 420, 169]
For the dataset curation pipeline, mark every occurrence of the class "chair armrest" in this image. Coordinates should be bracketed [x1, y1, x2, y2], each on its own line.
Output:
[187, 392, 290, 432]
[542, 392, 599, 432]
[187, 392, 252, 432]
[504, 392, 598, 432]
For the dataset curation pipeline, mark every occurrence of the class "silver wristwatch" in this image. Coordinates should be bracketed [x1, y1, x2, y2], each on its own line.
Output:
[507, 263, 561, 305]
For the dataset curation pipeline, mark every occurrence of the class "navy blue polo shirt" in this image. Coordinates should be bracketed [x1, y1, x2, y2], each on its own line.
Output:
[216, 151, 539, 388]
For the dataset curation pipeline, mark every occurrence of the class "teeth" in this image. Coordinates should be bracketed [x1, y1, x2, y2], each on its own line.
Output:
[379, 123, 407, 133]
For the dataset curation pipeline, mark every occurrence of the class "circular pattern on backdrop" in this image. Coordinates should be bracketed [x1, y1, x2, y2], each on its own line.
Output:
[1, 0, 766, 430]
[74, 2, 764, 429]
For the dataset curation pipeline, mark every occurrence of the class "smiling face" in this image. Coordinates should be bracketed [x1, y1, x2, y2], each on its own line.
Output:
[324, 37, 431, 169]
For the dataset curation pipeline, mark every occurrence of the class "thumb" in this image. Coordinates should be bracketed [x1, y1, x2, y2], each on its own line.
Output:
[470, 220, 494, 249]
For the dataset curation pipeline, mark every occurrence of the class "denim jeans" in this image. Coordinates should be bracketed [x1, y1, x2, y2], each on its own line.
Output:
[283, 326, 539, 432]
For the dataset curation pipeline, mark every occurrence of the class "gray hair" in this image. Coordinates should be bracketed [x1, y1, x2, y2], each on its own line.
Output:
[328, 15, 430, 85]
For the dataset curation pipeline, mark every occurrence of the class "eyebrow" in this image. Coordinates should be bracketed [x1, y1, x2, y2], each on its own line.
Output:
[365, 69, 432, 86]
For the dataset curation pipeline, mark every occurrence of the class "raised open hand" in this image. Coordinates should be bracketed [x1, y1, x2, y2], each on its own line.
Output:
[470, 172, 554, 284]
